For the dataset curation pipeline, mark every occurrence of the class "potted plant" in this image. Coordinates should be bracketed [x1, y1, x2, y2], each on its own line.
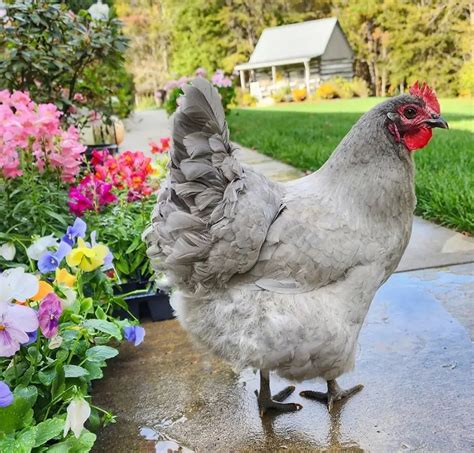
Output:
[69, 143, 173, 321]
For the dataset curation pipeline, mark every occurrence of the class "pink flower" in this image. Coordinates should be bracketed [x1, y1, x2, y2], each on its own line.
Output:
[0, 304, 39, 357]
[0, 90, 85, 180]
[211, 70, 232, 88]
[73, 93, 85, 103]
[68, 175, 117, 216]
[163, 80, 179, 92]
[38, 293, 63, 338]
[195, 67, 207, 77]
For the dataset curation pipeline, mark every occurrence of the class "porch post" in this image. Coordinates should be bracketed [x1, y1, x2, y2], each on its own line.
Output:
[271, 66, 277, 89]
[304, 60, 311, 95]
[239, 70, 246, 91]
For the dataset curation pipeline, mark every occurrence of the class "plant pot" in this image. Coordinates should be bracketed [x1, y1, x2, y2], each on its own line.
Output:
[113, 281, 174, 322]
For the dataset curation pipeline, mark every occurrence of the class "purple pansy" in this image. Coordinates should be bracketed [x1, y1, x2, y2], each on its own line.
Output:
[0, 382, 13, 407]
[23, 329, 38, 346]
[0, 303, 39, 357]
[38, 293, 63, 338]
[62, 218, 87, 247]
[123, 325, 145, 346]
[37, 241, 71, 273]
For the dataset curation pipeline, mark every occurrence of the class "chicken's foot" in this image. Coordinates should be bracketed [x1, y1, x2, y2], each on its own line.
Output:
[300, 379, 363, 412]
[256, 370, 302, 416]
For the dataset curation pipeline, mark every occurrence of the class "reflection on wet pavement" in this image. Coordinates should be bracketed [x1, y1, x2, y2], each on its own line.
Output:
[92, 264, 474, 452]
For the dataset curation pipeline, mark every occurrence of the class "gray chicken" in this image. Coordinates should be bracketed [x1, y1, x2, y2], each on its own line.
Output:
[143, 78, 448, 415]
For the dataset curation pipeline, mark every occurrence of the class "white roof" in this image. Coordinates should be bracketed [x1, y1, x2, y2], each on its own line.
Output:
[236, 17, 345, 70]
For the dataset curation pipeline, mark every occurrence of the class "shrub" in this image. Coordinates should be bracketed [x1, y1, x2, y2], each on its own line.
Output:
[235, 88, 257, 107]
[0, 0, 131, 124]
[315, 80, 340, 99]
[272, 86, 291, 103]
[350, 77, 370, 98]
[315, 77, 369, 99]
[292, 87, 307, 102]
[459, 61, 474, 97]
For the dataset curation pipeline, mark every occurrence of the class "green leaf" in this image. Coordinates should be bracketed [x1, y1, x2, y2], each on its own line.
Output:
[83, 362, 103, 381]
[0, 391, 34, 434]
[94, 306, 106, 321]
[64, 365, 90, 378]
[46, 430, 96, 453]
[44, 210, 68, 227]
[34, 417, 65, 447]
[38, 368, 57, 386]
[85, 345, 118, 363]
[16, 426, 37, 451]
[83, 319, 121, 340]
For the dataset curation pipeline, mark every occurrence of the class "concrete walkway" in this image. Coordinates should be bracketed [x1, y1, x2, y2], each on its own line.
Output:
[93, 109, 474, 452]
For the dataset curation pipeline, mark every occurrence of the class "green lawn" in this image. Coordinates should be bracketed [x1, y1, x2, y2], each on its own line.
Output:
[228, 98, 474, 234]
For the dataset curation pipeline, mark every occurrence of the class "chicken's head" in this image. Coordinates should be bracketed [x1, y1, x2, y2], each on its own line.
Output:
[386, 81, 448, 151]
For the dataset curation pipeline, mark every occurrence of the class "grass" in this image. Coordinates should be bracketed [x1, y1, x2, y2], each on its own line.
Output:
[227, 98, 474, 234]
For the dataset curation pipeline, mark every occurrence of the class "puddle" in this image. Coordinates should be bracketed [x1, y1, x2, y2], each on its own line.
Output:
[140, 427, 194, 453]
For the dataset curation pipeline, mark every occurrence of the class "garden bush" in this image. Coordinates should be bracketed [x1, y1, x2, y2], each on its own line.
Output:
[235, 88, 257, 107]
[271, 86, 291, 103]
[0, 0, 132, 126]
[291, 87, 307, 102]
[315, 77, 369, 100]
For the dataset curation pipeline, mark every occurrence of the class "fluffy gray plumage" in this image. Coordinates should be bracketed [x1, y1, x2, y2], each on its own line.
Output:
[143, 78, 417, 383]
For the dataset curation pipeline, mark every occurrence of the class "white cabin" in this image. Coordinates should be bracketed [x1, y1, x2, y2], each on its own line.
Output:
[235, 17, 354, 99]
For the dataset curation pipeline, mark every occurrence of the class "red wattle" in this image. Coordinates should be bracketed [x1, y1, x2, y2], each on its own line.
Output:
[403, 127, 433, 151]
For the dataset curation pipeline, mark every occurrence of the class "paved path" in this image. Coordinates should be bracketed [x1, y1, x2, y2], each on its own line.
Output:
[93, 109, 474, 452]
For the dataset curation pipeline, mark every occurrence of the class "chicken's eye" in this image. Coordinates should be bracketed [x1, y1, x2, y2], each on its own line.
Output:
[403, 107, 417, 119]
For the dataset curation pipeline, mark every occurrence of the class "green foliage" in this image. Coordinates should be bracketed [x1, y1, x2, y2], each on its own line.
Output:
[228, 98, 474, 233]
[235, 88, 258, 107]
[271, 86, 291, 103]
[0, 247, 139, 450]
[164, 87, 183, 116]
[79, 63, 135, 120]
[0, 0, 130, 122]
[459, 61, 474, 97]
[84, 196, 155, 282]
[0, 171, 73, 269]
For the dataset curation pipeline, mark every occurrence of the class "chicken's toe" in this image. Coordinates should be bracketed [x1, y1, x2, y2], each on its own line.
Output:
[300, 380, 364, 412]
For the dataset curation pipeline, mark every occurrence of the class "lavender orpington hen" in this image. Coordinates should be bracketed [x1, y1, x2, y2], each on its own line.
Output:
[143, 79, 447, 415]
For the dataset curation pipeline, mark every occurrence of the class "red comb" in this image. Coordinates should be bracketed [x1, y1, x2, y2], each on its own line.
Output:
[409, 81, 440, 114]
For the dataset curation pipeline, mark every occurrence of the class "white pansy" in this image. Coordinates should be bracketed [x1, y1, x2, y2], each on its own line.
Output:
[0, 243, 16, 261]
[48, 335, 63, 350]
[27, 235, 58, 261]
[63, 398, 91, 439]
[0, 268, 39, 305]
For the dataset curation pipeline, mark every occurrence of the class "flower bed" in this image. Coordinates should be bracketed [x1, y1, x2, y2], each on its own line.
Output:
[0, 218, 145, 450]
[0, 90, 169, 450]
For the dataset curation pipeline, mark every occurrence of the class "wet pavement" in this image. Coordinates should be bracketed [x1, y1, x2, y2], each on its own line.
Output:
[93, 109, 474, 452]
[93, 263, 473, 452]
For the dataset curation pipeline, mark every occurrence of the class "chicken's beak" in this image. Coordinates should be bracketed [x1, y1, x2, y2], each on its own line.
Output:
[424, 115, 449, 129]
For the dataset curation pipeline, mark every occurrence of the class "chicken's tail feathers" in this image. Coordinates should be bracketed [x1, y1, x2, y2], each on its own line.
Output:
[143, 77, 281, 292]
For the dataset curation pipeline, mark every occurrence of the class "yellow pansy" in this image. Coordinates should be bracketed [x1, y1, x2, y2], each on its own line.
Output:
[30, 280, 54, 302]
[66, 238, 109, 272]
[55, 268, 76, 287]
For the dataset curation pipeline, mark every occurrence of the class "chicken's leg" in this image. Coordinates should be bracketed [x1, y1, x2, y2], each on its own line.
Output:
[300, 380, 363, 412]
[256, 370, 302, 416]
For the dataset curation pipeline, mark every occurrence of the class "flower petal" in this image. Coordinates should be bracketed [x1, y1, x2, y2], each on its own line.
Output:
[7, 304, 39, 333]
